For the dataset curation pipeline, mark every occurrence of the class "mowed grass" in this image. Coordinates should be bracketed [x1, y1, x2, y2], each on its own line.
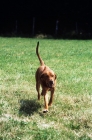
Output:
[0, 37, 92, 140]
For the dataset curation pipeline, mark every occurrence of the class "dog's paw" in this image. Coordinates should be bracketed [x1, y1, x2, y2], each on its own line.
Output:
[43, 109, 48, 113]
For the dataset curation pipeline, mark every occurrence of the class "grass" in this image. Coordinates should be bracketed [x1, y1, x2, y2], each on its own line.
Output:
[0, 37, 92, 140]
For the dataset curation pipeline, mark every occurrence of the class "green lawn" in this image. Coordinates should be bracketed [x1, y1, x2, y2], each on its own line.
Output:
[0, 37, 92, 140]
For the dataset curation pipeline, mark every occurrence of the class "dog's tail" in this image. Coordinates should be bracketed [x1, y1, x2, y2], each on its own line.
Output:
[36, 41, 44, 66]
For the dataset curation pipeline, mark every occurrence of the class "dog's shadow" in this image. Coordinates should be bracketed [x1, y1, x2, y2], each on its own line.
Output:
[19, 99, 41, 116]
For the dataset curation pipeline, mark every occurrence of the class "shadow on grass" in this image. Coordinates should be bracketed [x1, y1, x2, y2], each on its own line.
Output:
[19, 99, 41, 116]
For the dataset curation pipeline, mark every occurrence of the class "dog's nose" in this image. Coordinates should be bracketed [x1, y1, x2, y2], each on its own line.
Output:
[49, 80, 53, 85]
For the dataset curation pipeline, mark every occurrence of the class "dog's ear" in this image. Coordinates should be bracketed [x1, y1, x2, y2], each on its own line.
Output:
[40, 74, 45, 80]
[55, 74, 57, 79]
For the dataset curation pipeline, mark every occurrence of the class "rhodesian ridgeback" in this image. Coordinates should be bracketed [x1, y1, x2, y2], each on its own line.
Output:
[35, 42, 57, 113]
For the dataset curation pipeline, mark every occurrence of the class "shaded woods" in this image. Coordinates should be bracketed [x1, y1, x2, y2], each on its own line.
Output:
[0, 17, 92, 39]
[0, 1, 92, 39]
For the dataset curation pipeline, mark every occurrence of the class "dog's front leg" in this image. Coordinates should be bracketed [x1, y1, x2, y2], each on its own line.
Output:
[43, 92, 48, 113]
[48, 88, 54, 106]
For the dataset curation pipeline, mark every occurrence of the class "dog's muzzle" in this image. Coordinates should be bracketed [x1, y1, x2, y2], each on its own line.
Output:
[48, 80, 54, 88]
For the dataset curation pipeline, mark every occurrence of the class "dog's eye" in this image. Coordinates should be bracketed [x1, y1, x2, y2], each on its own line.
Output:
[46, 75, 49, 78]
[51, 75, 54, 77]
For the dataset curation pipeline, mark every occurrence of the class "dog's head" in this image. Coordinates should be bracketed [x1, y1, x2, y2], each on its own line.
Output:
[40, 71, 56, 88]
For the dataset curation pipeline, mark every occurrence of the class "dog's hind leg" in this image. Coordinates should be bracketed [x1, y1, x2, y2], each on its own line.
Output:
[36, 82, 40, 100]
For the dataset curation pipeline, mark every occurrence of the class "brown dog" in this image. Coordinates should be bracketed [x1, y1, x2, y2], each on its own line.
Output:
[35, 42, 56, 113]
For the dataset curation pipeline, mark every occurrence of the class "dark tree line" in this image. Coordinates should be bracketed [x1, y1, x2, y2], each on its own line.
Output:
[0, 0, 92, 38]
